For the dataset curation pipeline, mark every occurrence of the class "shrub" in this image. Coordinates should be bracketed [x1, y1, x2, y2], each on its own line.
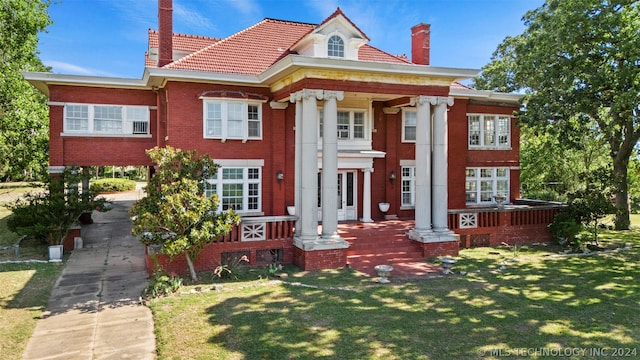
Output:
[7, 167, 110, 245]
[548, 210, 583, 246]
[143, 270, 183, 299]
[90, 178, 136, 193]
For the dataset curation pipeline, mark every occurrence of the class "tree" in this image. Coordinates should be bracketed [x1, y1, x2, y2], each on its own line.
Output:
[520, 117, 609, 200]
[0, 0, 52, 181]
[7, 166, 109, 245]
[129, 146, 240, 281]
[474, 0, 640, 229]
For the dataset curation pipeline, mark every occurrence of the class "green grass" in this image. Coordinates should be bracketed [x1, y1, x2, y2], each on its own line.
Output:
[0, 262, 64, 360]
[0, 184, 48, 260]
[150, 231, 640, 359]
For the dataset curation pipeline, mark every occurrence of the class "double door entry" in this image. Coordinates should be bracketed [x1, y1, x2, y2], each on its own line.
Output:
[318, 170, 357, 221]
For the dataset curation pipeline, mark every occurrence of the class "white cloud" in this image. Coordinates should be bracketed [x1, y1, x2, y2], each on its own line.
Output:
[174, 2, 216, 32]
[44, 61, 121, 78]
[222, 0, 262, 18]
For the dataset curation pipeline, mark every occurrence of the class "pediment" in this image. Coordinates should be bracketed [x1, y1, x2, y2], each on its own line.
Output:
[291, 8, 368, 61]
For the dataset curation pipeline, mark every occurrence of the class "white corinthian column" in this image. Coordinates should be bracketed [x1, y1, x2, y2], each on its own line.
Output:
[321, 90, 344, 240]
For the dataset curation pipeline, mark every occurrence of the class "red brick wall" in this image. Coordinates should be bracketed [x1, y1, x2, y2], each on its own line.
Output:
[147, 239, 295, 276]
[48, 85, 157, 167]
[419, 240, 459, 258]
[293, 247, 347, 271]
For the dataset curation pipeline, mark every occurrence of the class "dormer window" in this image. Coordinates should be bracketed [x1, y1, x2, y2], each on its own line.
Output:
[327, 35, 345, 58]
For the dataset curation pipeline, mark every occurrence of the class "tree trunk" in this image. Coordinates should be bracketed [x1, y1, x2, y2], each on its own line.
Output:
[184, 252, 198, 281]
[612, 156, 630, 230]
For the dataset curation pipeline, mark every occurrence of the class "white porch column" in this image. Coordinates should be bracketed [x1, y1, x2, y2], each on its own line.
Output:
[432, 97, 454, 232]
[290, 89, 323, 243]
[321, 90, 344, 239]
[293, 99, 302, 233]
[408, 95, 434, 240]
[360, 168, 373, 223]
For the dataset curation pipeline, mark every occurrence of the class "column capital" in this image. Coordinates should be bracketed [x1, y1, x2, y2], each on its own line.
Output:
[410, 95, 433, 106]
[409, 95, 454, 107]
[290, 89, 324, 103]
[361, 167, 374, 173]
[435, 96, 454, 107]
[269, 101, 289, 110]
[323, 90, 344, 101]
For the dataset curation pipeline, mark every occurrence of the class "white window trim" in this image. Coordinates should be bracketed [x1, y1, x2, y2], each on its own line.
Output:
[465, 167, 510, 205]
[202, 98, 264, 142]
[400, 160, 416, 209]
[401, 108, 416, 143]
[62, 103, 151, 137]
[318, 108, 370, 141]
[204, 160, 264, 215]
[467, 113, 511, 149]
[327, 33, 346, 58]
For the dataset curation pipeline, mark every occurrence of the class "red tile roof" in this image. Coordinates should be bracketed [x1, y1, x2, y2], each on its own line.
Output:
[165, 19, 315, 74]
[152, 11, 411, 74]
[146, 30, 220, 67]
[318, 7, 370, 41]
[451, 82, 473, 90]
[358, 45, 411, 64]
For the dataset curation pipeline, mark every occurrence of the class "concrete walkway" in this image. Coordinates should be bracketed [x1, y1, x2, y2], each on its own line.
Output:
[23, 190, 156, 359]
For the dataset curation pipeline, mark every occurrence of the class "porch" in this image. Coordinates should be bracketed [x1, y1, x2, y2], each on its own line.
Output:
[147, 203, 562, 277]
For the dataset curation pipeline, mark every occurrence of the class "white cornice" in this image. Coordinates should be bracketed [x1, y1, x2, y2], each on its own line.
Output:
[24, 56, 490, 99]
[450, 87, 522, 104]
[22, 71, 148, 96]
[259, 55, 479, 84]
[142, 67, 263, 88]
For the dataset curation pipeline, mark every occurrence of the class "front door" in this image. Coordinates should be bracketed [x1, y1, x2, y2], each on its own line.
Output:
[318, 170, 358, 221]
[337, 171, 357, 220]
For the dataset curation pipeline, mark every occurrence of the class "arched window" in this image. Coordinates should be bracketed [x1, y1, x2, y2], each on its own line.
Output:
[327, 35, 344, 58]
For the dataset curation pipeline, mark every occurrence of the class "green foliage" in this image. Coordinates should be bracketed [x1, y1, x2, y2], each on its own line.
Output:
[0, 0, 52, 181]
[6, 167, 110, 245]
[89, 178, 136, 193]
[549, 184, 616, 248]
[130, 146, 240, 281]
[213, 255, 250, 280]
[548, 210, 583, 247]
[520, 122, 610, 200]
[474, 0, 640, 229]
[144, 270, 183, 299]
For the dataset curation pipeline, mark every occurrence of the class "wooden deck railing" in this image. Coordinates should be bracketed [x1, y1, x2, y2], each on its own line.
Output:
[216, 215, 297, 243]
[448, 204, 563, 248]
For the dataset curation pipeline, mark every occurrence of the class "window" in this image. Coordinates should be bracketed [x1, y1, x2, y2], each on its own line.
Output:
[327, 35, 344, 58]
[465, 167, 509, 204]
[203, 100, 262, 140]
[319, 110, 367, 140]
[402, 110, 416, 142]
[468, 114, 510, 148]
[401, 166, 416, 207]
[205, 167, 261, 213]
[63, 104, 150, 135]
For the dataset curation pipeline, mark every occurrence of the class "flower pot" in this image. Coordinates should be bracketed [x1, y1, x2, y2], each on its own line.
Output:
[287, 206, 295, 216]
[440, 257, 457, 275]
[48, 244, 63, 262]
[374, 264, 393, 284]
[378, 202, 390, 213]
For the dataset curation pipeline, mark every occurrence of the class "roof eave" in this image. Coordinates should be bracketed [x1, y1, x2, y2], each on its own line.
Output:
[21, 71, 148, 97]
[259, 55, 479, 84]
[450, 87, 522, 104]
[144, 67, 264, 88]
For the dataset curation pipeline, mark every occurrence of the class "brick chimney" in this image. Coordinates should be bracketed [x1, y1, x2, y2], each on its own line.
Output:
[158, 0, 173, 67]
[411, 23, 430, 65]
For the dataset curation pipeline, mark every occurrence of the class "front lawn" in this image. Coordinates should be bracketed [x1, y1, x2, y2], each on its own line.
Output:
[0, 262, 64, 360]
[150, 230, 640, 359]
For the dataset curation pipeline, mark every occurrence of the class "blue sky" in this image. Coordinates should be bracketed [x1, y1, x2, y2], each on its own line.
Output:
[38, 0, 544, 79]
